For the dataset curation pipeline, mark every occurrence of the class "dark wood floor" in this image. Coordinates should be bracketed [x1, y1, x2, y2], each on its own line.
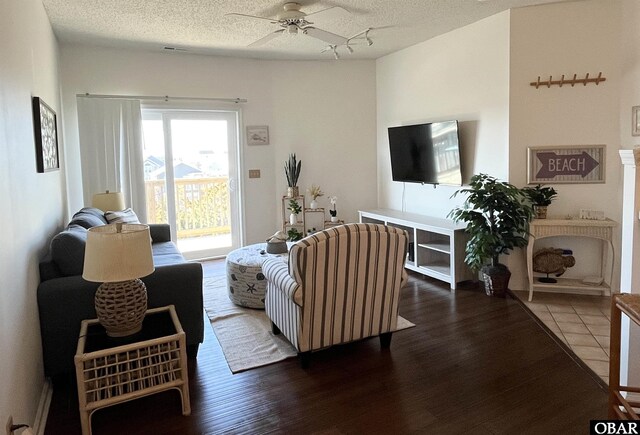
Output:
[45, 259, 607, 435]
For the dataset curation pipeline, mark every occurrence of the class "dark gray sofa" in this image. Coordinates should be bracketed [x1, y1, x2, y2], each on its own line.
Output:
[38, 207, 204, 378]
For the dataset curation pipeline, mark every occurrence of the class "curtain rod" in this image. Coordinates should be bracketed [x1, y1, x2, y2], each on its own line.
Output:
[77, 93, 247, 104]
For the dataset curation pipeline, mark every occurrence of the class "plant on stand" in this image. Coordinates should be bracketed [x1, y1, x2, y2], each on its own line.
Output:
[522, 184, 557, 219]
[308, 184, 324, 209]
[328, 196, 338, 222]
[448, 173, 533, 297]
[288, 198, 302, 225]
[287, 228, 303, 242]
[285, 153, 302, 197]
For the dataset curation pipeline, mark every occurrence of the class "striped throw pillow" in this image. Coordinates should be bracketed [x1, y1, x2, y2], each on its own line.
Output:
[104, 208, 140, 224]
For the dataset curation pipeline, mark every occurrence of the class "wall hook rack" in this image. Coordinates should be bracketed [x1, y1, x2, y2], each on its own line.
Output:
[530, 72, 606, 89]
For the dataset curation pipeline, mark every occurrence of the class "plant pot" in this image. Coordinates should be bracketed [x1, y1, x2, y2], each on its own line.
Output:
[289, 213, 297, 225]
[331, 216, 338, 223]
[533, 205, 548, 219]
[481, 264, 511, 297]
[287, 186, 299, 198]
[310, 199, 318, 209]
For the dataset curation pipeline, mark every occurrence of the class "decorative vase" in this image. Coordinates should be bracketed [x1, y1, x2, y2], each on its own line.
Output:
[534, 205, 548, 219]
[289, 213, 297, 225]
[310, 199, 318, 209]
[331, 216, 338, 223]
[287, 186, 299, 198]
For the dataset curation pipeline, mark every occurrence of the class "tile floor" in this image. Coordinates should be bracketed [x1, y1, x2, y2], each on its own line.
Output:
[512, 290, 611, 384]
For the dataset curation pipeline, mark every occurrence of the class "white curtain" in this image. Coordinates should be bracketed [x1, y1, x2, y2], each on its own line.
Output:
[77, 97, 147, 223]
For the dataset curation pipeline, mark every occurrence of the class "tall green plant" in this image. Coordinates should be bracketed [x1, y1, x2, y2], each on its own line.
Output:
[284, 153, 302, 187]
[448, 173, 533, 270]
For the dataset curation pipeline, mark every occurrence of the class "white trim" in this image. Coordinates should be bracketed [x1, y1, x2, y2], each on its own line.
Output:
[33, 379, 53, 435]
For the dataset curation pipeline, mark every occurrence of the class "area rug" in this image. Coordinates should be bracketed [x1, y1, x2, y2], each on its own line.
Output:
[204, 277, 415, 373]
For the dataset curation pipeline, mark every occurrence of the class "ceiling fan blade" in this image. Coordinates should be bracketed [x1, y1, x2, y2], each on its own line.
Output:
[225, 13, 277, 24]
[305, 6, 350, 23]
[304, 27, 347, 45]
[248, 29, 285, 47]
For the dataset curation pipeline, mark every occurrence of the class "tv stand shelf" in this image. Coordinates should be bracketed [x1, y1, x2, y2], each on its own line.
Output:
[359, 209, 473, 290]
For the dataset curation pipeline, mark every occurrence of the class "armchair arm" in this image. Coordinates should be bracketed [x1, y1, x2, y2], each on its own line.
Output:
[263, 259, 301, 306]
[149, 224, 171, 243]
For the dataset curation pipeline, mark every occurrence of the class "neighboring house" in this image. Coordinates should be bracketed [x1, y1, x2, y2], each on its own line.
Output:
[144, 155, 164, 179]
[148, 162, 202, 180]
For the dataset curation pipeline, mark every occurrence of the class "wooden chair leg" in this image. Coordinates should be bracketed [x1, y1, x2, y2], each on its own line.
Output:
[380, 332, 392, 349]
[298, 352, 311, 369]
[271, 321, 281, 335]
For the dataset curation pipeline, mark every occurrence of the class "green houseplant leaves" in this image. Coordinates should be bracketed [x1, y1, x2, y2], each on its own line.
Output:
[448, 173, 533, 271]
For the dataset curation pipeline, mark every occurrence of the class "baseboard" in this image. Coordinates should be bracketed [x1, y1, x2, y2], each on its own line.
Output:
[33, 379, 52, 435]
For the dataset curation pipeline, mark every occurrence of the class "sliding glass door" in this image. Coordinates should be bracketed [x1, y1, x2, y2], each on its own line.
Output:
[141, 109, 242, 259]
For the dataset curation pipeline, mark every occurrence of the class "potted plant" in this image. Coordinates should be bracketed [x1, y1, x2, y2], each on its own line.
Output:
[308, 184, 324, 209]
[287, 198, 302, 225]
[328, 196, 338, 222]
[522, 184, 557, 219]
[285, 153, 302, 197]
[287, 227, 303, 242]
[449, 173, 533, 297]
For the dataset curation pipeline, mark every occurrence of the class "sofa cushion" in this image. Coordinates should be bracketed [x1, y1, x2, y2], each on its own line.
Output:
[69, 207, 108, 229]
[50, 224, 88, 276]
[105, 208, 141, 224]
[152, 242, 186, 266]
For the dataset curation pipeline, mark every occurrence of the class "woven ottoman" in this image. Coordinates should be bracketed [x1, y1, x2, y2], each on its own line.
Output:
[226, 243, 289, 309]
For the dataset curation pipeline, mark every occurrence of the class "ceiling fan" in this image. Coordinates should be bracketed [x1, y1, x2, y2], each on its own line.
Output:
[226, 2, 352, 47]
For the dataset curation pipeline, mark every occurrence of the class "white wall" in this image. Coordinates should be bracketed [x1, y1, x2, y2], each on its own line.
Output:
[376, 2, 625, 292]
[508, 0, 622, 290]
[620, 0, 640, 148]
[60, 46, 377, 244]
[376, 12, 511, 218]
[0, 0, 63, 429]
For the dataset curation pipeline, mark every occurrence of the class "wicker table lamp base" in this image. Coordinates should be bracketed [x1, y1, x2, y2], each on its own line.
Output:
[95, 278, 148, 337]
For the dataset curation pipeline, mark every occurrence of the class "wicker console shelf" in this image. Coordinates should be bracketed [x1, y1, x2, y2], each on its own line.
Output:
[74, 305, 190, 435]
[526, 218, 616, 301]
[609, 293, 640, 419]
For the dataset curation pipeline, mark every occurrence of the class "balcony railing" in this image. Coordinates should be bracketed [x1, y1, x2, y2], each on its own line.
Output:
[145, 177, 230, 239]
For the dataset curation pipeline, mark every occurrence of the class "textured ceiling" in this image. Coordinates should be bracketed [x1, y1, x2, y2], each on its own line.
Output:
[41, 0, 580, 60]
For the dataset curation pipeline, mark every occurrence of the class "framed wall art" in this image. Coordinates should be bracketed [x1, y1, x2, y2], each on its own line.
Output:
[633, 106, 640, 137]
[527, 145, 606, 184]
[246, 125, 269, 145]
[32, 96, 59, 172]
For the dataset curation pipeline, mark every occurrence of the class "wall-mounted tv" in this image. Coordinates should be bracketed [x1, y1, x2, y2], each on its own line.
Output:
[388, 120, 462, 186]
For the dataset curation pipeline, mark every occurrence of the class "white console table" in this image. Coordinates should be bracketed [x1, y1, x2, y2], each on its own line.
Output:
[526, 218, 616, 301]
[359, 209, 473, 290]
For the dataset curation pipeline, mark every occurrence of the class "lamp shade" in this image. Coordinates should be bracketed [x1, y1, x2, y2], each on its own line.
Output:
[92, 191, 125, 212]
[83, 224, 154, 282]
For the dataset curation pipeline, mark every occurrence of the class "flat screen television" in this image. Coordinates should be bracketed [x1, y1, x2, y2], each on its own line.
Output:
[388, 120, 462, 186]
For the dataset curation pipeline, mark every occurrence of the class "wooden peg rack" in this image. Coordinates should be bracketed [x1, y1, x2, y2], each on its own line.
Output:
[530, 72, 606, 89]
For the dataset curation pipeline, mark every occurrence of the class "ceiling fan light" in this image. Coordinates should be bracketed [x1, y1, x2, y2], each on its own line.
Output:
[287, 24, 298, 35]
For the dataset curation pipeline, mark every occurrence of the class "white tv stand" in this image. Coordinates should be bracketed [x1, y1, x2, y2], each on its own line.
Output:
[359, 209, 473, 290]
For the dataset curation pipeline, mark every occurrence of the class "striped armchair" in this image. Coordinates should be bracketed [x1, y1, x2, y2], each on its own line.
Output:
[263, 223, 408, 367]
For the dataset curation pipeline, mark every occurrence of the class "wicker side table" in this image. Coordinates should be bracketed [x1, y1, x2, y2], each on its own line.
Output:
[74, 305, 190, 435]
